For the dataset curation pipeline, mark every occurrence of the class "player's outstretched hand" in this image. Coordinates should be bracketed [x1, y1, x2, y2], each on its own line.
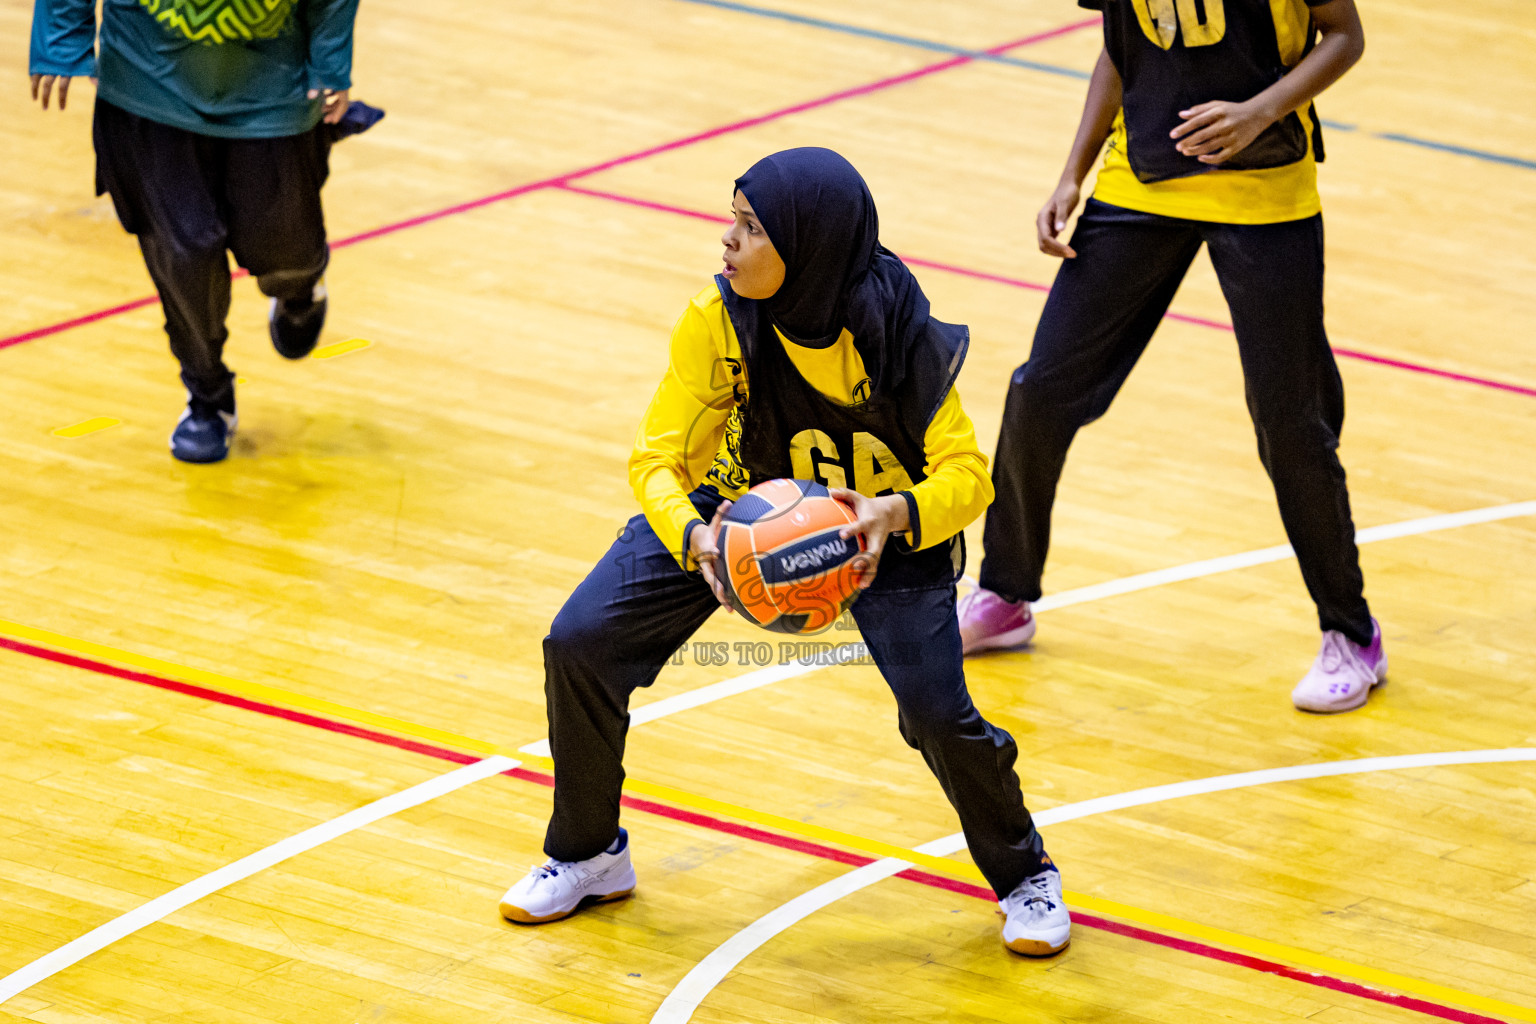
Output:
[829, 488, 908, 590]
[308, 87, 351, 124]
[1036, 181, 1081, 259]
[693, 500, 734, 611]
[30, 74, 91, 111]
[1172, 99, 1271, 165]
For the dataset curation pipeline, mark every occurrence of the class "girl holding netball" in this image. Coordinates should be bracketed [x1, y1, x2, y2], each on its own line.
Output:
[500, 148, 1070, 957]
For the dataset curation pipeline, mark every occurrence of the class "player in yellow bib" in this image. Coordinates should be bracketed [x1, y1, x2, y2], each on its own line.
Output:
[500, 149, 1072, 958]
[960, 0, 1388, 713]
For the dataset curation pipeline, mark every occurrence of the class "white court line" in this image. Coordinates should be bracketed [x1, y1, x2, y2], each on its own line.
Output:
[10, 500, 1534, 1001]
[535, 498, 1536, 762]
[650, 749, 1536, 1023]
[0, 755, 519, 1005]
[519, 661, 818, 758]
[1034, 500, 1536, 613]
[652, 838, 943, 1021]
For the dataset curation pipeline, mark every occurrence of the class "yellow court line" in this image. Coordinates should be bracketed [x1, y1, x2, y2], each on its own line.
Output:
[51, 417, 121, 438]
[1069, 891, 1536, 1023]
[2, 617, 1531, 1023]
[312, 337, 373, 359]
[0, 618, 504, 759]
[622, 775, 989, 881]
[0, 617, 981, 879]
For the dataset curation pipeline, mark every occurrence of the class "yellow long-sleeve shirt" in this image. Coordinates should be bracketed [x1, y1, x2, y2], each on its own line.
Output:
[630, 284, 994, 569]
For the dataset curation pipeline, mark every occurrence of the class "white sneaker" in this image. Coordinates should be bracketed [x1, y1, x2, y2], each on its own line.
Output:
[1000, 864, 1070, 956]
[499, 830, 637, 924]
[1292, 619, 1387, 713]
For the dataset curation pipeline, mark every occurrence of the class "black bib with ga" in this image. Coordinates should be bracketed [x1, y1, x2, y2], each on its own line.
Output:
[1088, 0, 1326, 183]
[718, 277, 968, 591]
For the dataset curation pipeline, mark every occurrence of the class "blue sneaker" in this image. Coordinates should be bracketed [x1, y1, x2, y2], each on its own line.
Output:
[170, 390, 237, 463]
[268, 278, 328, 359]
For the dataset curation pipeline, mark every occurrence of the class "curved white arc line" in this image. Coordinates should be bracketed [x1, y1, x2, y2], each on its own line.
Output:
[652, 860, 912, 1023]
[627, 499, 1536, 737]
[518, 659, 840, 758]
[896, 748, 1536, 859]
[626, 655, 861, 728]
[653, 833, 958, 1024]
[1029, 748, 1536, 827]
[1037, 499, 1536, 612]
[15, 504, 1532, 1004]
[0, 755, 519, 1005]
[579, 499, 1536, 1019]
[648, 749, 1536, 1022]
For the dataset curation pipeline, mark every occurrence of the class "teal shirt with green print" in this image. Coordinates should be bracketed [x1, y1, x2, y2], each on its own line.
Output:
[30, 0, 359, 138]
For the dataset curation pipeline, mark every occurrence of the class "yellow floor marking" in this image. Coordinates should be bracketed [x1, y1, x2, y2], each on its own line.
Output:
[312, 337, 372, 360]
[0, 618, 502, 759]
[620, 774, 989, 881]
[51, 417, 121, 439]
[3, 615, 1531, 1022]
[1069, 891, 1536, 1023]
[0, 616, 970, 878]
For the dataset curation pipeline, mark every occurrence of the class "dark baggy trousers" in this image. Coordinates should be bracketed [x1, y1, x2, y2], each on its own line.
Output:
[93, 98, 332, 406]
[980, 199, 1373, 646]
[543, 486, 1049, 899]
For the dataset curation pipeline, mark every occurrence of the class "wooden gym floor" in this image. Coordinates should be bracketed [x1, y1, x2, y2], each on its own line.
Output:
[1, 1, 1534, 1021]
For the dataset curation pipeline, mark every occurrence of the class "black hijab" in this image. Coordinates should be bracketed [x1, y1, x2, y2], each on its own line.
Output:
[732, 147, 931, 396]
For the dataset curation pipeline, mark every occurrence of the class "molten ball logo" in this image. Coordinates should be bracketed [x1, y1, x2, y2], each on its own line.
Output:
[715, 479, 868, 634]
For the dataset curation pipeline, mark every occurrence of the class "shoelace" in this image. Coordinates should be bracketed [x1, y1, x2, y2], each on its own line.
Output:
[1316, 630, 1358, 673]
[1009, 874, 1057, 913]
[1314, 632, 1339, 672]
[530, 860, 573, 882]
[529, 841, 622, 884]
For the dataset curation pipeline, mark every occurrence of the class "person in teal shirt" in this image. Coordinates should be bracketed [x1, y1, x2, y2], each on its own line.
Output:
[30, 0, 368, 463]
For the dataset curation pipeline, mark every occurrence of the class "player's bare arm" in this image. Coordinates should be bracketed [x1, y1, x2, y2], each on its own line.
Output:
[1038, 46, 1123, 259]
[1173, 0, 1365, 165]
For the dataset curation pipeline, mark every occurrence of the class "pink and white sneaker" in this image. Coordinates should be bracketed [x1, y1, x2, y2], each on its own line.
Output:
[1291, 619, 1388, 713]
[958, 587, 1036, 655]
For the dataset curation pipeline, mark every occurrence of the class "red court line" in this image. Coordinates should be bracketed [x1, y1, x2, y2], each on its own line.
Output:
[0, 296, 161, 350]
[1329, 347, 1536, 398]
[0, 636, 484, 767]
[897, 869, 1503, 1024]
[0, 19, 1097, 353]
[0, 632, 1511, 1024]
[555, 180, 1536, 399]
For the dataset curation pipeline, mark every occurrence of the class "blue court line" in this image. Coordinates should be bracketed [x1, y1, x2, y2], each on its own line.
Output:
[1320, 120, 1536, 169]
[1371, 132, 1536, 171]
[676, 0, 1535, 172]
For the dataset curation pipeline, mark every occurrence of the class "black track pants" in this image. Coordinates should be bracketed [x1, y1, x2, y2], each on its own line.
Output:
[979, 199, 1372, 646]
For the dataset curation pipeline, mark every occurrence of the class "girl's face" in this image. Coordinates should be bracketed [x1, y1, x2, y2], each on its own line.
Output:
[721, 190, 786, 300]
